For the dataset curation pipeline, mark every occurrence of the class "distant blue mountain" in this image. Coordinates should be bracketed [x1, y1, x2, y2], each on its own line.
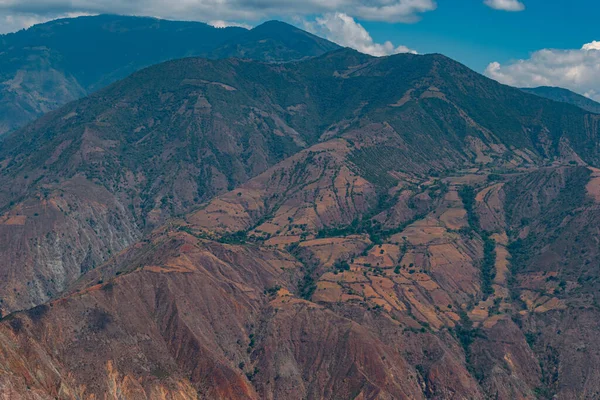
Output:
[0, 15, 339, 135]
[521, 86, 600, 114]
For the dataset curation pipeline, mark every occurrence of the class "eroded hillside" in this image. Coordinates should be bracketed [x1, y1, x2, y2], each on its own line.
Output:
[1, 48, 600, 399]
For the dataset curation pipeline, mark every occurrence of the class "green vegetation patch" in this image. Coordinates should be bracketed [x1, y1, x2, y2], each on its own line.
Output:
[348, 146, 402, 191]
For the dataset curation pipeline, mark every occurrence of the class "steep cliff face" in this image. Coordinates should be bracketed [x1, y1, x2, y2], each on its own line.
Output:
[0, 177, 140, 313]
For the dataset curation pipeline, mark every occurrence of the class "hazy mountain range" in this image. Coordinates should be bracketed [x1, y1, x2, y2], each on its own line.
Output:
[0, 15, 339, 136]
[521, 86, 600, 114]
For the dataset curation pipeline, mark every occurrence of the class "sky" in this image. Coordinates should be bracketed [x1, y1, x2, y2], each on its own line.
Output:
[1, 0, 599, 100]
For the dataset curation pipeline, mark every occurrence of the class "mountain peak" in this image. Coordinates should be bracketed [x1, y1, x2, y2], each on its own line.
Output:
[253, 20, 297, 30]
[210, 19, 340, 61]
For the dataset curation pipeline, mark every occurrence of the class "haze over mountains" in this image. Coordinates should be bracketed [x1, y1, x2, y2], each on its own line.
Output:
[0, 15, 339, 136]
[521, 86, 600, 114]
[1, 14, 600, 400]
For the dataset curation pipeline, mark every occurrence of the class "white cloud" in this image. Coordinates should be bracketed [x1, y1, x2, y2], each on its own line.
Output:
[485, 41, 600, 101]
[0, 0, 437, 33]
[305, 13, 416, 57]
[484, 0, 525, 12]
[353, 0, 437, 23]
[1, 14, 46, 33]
[582, 41, 600, 51]
[0, 11, 93, 33]
[209, 20, 252, 30]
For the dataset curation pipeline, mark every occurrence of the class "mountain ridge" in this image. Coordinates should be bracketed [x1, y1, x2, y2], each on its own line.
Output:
[0, 14, 340, 136]
[1, 46, 600, 398]
[0, 47, 599, 312]
[521, 85, 600, 114]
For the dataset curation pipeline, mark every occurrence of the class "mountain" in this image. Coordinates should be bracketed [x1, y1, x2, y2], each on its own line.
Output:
[211, 20, 340, 61]
[2, 48, 599, 311]
[0, 15, 339, 136]
[1, 49, 600, 398]
[521, 86, 600, 114]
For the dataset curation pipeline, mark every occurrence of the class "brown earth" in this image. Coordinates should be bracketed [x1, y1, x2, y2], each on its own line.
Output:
[1, 48, 600, 399]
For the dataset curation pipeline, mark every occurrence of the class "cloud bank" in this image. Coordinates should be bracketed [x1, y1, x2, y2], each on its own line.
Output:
[485, 42, 600, 101]
[484, 0, 525, 12]
[209, 20, 253, 30]
[1, 11, 93, 33]
[0, 0, 437, 34]
[305, 13, 416, 57]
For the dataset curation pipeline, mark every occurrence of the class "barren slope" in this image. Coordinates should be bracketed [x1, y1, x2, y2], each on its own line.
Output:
[1, 48, 600, 399]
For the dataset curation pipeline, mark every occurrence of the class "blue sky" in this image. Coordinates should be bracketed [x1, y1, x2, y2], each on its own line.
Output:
[1, 0, 599, 99]
[361, 0, 599, 72]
